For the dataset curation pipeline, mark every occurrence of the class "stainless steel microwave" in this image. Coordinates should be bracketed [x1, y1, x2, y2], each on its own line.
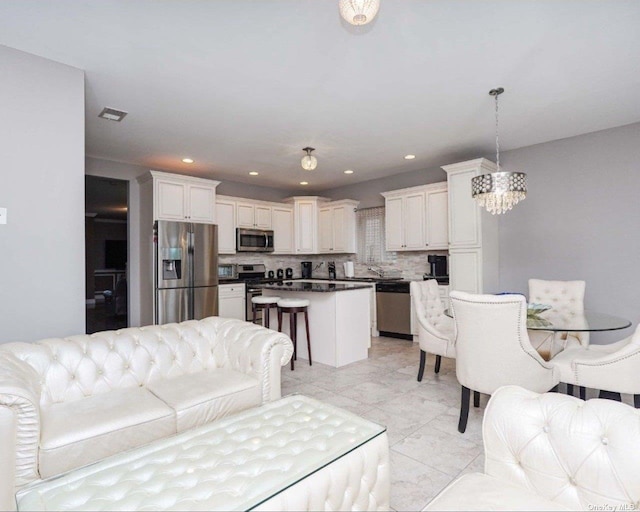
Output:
[236, 228, 274, 252]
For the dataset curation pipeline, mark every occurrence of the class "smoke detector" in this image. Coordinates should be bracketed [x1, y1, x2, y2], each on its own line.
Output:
[98, 107, 128, 122]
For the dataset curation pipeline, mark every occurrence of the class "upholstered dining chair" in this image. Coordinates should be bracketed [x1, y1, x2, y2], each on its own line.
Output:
[450, 291, 560, 433]
[528, 279, 589, 361]
[551, 323, 640, 407]
[410, 280, 455, 380]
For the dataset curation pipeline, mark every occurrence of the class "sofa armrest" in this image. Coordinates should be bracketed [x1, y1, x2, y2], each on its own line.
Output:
[0, 352, 42, 488]
[202, 318, 294, 402]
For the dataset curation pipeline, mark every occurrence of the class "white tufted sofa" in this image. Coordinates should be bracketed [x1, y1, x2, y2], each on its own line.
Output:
[424, 385, 640, 511]
[0, 316, 293, 508]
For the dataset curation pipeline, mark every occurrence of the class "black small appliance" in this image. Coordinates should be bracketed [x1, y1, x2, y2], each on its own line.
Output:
[276, 268, 284, 279]
[301, 261, 312, 279]
[267, 270, 275, 279]
[285, 267, 293, 279]
[328, 261, 336, 280]
[427, 255, 448, 277]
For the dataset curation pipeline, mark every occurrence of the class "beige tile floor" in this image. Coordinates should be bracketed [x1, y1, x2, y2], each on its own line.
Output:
[280, 336, 487, 511]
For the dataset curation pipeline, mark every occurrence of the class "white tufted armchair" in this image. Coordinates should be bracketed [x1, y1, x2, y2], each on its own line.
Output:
[424, 385, 640, 511]
[551, 323, 640, 406]
[528, 279, 589, 362]
[410, 280, 455, 380]
[450, 291, 559, 433]
[0, 316, 293, 503]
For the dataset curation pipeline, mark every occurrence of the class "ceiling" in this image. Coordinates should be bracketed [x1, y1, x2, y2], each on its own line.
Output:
[1, 1, 639, 191]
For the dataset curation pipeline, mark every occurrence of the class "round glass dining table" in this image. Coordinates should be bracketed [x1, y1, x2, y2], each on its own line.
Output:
[444, 309, 631, 332]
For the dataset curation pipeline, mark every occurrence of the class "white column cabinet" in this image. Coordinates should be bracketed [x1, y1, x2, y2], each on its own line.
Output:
[272, 206, 294, 254]
[150, 171, 219, 223]
[318, 200, 358, 254]
[442, 158, 499, 294]
[382, 182, 447, 252]
[215, 197, 237, 254]
[291, 197, 322, 254]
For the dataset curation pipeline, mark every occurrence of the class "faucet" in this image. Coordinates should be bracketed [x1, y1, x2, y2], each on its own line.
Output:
[367, 266, 384, 278]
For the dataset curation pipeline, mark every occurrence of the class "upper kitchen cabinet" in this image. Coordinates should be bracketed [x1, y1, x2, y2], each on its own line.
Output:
[272, 205, 294, 254]
[288, 197, 324, 254]
[382, 182, 448, 251]
[139, 171, 220, 224]
[318, 200, 359, 254]
[215, 196, 237, 254]
[236, 201, 272, 229]
[442, 158, 499, 294]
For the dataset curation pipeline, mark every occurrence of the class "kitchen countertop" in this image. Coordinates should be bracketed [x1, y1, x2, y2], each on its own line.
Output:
[258, 281, 372, 292]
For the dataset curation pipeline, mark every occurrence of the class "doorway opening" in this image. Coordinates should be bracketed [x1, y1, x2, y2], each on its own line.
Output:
[85, 176, 129, 334]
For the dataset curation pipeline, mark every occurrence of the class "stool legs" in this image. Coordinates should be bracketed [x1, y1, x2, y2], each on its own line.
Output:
[278, 306, 311, 370]
[264, 306, 270, 328]
[304, 309, 312, 366]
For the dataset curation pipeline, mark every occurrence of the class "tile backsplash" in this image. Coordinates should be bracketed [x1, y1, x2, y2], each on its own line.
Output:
[219, 250, 448, 281]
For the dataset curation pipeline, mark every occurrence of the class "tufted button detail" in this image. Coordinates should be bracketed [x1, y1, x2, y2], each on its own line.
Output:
[569, 477, 576, 486]
[124, 364, 130, 369]
[601, 437, 609, 445]
[98, 369, 104, 375]
[543, 425, 550, 433]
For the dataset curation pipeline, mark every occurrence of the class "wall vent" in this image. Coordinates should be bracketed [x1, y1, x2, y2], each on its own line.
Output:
[98, 107, 128, 122]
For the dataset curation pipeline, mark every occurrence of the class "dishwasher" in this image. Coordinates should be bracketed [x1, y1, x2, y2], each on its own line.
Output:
[376, 280, 412, 339]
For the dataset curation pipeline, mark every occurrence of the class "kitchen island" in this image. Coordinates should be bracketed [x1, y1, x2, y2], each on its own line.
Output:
[260, 280, 371, 368]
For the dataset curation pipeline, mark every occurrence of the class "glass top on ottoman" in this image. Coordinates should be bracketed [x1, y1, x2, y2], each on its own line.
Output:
[17, 395, 386, 511]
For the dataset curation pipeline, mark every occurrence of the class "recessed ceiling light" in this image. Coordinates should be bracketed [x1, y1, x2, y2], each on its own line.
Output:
[404, 154, 416, 160]
[300, 181, 309, 186]
[181, 158, 194, 164]
[344, 169, 354, 174]
[249, 171, 259, 176]
[98, 107, 128, 122]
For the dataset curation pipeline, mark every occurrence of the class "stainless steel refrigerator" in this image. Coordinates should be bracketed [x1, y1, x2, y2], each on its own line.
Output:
[154, 221, 218, 324]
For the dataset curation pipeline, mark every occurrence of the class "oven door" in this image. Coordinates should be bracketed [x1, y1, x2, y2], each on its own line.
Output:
[246, 287, 263, 323]
[236, 228, 274, 252]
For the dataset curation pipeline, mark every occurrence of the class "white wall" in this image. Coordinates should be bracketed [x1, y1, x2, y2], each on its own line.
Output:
[498, 122, 640, 342]
[0, 45, 85, 342]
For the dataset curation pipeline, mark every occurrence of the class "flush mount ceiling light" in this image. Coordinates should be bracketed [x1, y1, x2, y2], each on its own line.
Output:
[471, 88, 527, 215]
[344, 169, 354, 174]
[339, 0, 380, 26]
[249, 171, 259, 176]
[98, 107, 128, 122]
[181, 158, 194, 164]
[301, 147, 318, 171]
[404, 154, 416, 160]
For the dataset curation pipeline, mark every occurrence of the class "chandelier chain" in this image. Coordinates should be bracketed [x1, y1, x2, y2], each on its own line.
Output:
[495, 92, 500, 172]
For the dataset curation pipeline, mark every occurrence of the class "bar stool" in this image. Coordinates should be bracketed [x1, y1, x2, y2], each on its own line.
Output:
[277, 298, 311, 370]
[251, 296, 280, 328]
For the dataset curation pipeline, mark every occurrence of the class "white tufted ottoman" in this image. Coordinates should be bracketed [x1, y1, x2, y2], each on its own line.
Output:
[16, 395, 390, 511]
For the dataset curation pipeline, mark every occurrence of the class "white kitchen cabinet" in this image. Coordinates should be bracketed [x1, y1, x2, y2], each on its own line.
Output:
[236, 201, 272, 229]
[288, 197, 325, 254]
[426, 189, 449, 249]
[382, 182, 447, 252]
[215, 196, 236, 254]
[218, 283, 245, 320]
[272, 206, 294, 254]
[318, 200, 358, 254]
[149, 171, 219, 223]
[442, 158, 499, 295]
[410, 283, 450, 336]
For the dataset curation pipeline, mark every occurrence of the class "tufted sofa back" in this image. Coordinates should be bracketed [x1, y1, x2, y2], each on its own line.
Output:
[1, 318, 254, 406]
[410, 280, 450, 333]
[484, 386, 640, 510]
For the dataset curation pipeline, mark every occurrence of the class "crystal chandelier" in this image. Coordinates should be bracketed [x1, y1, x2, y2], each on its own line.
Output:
[339, 0, 380, 26]
[301, 147, 318, 171]
[471, 88, 527, 215]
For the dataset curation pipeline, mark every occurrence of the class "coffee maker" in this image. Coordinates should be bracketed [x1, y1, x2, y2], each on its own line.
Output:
[301, 261, 312, 279]
[427, 255, 448, 277]
[328, 261, 336, 280]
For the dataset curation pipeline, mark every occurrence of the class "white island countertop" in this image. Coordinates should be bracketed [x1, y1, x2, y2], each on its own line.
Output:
[261, 283, 371, 368]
